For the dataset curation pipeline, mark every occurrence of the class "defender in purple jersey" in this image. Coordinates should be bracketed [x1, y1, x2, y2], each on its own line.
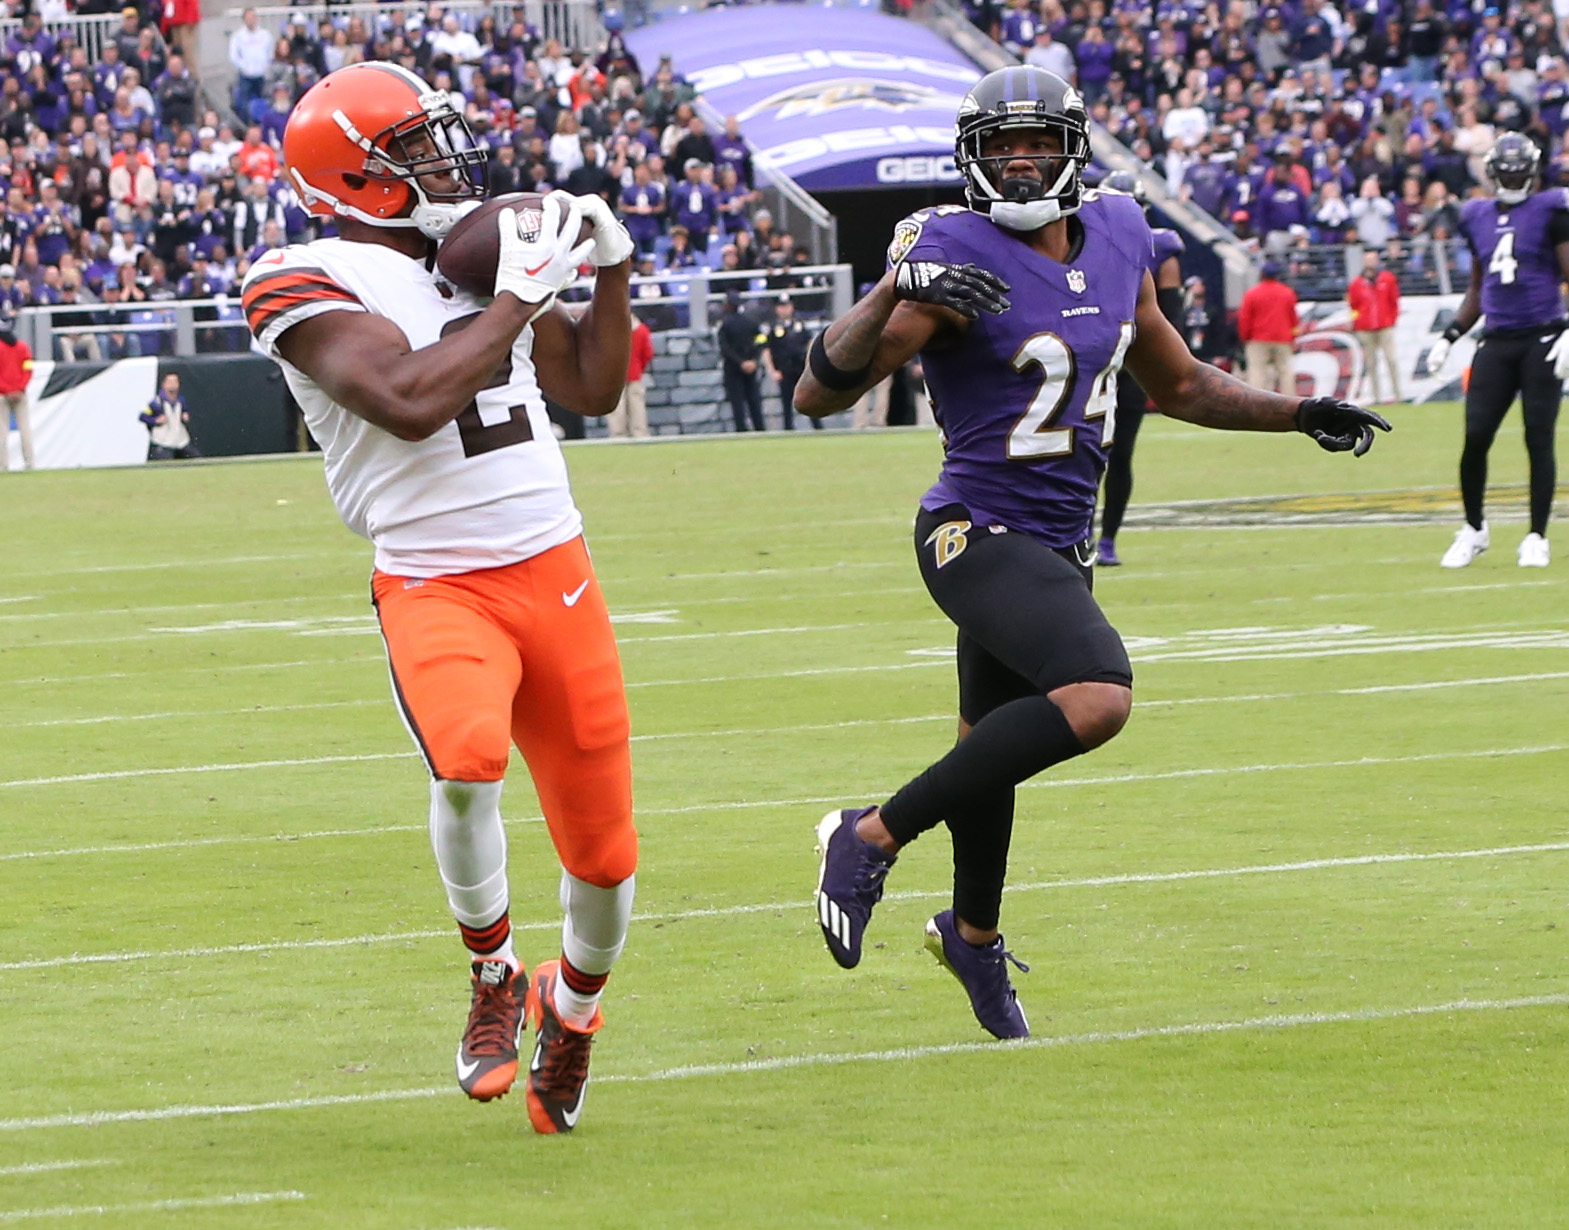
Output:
[1094, 169, 1188, 566]
[797, 66, 1390, 1040]
[1427, 133, 1567, 570]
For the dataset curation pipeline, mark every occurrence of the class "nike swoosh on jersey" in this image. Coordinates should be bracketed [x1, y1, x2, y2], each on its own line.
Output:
[562, 579, 589, 606]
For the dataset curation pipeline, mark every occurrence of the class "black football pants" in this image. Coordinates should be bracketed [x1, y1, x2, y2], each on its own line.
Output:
[1462, 331, 1560, 537]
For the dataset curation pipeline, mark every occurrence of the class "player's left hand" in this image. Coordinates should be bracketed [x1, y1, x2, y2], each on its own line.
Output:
[1547, 331, 1569, 381]
[563, 190, 635, 267]
[1295, 397, 1392, 457]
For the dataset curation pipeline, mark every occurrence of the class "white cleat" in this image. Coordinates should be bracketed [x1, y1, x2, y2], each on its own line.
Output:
[1440, 522, 1489, 568]
[1518, 532, 1550, 567]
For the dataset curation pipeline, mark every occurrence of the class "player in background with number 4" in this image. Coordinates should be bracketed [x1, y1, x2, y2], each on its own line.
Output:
[1426, 133, 1567, 569]
[241, 63, 639, 1134]
[796, 66, 1390, 1040]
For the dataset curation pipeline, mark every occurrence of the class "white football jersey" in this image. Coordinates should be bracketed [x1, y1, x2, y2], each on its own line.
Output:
[242, 237, 582, 577]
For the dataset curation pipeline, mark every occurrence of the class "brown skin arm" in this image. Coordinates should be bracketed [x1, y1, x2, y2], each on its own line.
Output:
[1156, 254, 1183, 290]
[530, 260, 632, 416]
[794, 272, 966, 416]
[1125, 269, 1300, 431]
[276, 291, 541, 442]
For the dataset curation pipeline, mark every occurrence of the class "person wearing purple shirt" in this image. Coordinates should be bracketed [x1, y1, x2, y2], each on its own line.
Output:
[258, 86, 292, 148]
[672, 160, 718, 252]
[1255, 159, 1312, 248]
[617, 163, 664, 255]
[1431, 134, 1569, 570]
[798, 67, 1387, 1041]
[8, 16, 56, 78]
[1074, 26, 1115, 103]
[711, 115, 752, 189]
[1181, 141, 1231, 216]
[161, 153, 203, 209]
[30, 194, 73, 267]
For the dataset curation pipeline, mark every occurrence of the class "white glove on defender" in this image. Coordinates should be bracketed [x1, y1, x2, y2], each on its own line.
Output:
[571, 190, 636, 267]
[1425, 337, 1451, 375]
[1547, 331, 1569, 381]
[494, 193, 594, 316]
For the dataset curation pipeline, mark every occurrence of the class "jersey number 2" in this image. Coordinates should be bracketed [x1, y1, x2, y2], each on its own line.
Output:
[1008, 323, 1135, 458]
[440, 315, 535, 457]
[1489, 231, 1518, 285]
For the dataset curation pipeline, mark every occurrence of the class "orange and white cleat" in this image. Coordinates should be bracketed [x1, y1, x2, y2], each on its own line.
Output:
[456, 958, 527, 1102]
[523, 960, 601, 1133]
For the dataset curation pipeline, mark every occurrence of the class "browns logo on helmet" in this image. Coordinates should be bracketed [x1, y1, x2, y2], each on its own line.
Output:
[283, 62, 488, 240]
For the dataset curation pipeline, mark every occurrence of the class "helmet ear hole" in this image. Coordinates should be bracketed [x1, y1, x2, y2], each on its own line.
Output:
[342, 173, 368, 191]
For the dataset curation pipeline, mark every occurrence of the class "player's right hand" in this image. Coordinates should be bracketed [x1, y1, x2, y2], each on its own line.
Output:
[892, 259, 1010, 320]
[1425, 337, 1451, 374]
[495, 194, 594, 314]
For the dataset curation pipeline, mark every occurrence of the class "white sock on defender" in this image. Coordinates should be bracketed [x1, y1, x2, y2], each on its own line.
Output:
[429, 779, 516, 969]
[554, 871, 635, 1028]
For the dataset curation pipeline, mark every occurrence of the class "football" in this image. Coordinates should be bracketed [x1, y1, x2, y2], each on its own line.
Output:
[435, 192, 595, 297]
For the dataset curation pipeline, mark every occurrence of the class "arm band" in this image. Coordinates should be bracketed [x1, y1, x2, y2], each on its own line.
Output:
[1442, 324, 1463, 343]
[808, 332, 874, 392]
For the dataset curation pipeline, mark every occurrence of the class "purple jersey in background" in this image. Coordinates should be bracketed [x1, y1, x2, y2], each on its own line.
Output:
[891, 192, 1152, 548]
[1459, 188, 1569, 333]
[1150, 226, 1185, 273]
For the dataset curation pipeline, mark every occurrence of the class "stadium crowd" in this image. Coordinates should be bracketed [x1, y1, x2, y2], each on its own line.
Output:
[0, 3, 797, 359]
[961, 0, 1569, 275]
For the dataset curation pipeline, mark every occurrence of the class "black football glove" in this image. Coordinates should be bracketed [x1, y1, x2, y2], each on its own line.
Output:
[1295, 396, 1392, 457]
[893, 259, 1010, 320]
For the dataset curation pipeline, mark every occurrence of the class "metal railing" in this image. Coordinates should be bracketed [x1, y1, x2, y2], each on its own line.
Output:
[1279, 241, 1463, 302]
[13, 264, 854, 361]
[223, 2, 606, 53]
[0, 13, 132, 64]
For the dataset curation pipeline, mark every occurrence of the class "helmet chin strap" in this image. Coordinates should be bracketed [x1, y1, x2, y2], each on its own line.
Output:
[977, 158, 1081, 232]
[1496, 184, 1532, 204]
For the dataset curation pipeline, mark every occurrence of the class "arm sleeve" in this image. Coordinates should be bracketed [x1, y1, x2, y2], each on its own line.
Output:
[1156, 285, 1185, 335]
[1548, 208, 1569, 247]
[241, 252, 365, 360]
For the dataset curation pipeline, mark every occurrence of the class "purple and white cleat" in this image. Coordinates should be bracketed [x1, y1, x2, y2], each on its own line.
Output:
[923, 909, 1030, 1039]
[1095, 538, 1121, 567]
[814, 807, 896, 969]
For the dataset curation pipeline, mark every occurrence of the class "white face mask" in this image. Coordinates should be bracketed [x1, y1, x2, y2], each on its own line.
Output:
[1496, 182, 1532, 204]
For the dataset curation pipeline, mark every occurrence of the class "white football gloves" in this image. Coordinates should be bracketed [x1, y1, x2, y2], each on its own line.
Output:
[1425, 337, 1451, 375]
[1547, 331, 1569, 381]
[494, 192, 594, 318]
[571, 191, 636, 267]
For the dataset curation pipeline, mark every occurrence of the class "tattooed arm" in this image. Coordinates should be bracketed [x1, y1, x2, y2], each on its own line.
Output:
[795, 274, 961, 417]
[1124, 270, 1299, 431]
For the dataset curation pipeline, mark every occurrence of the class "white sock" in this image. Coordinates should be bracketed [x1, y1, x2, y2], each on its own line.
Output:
[553, 871, 635, 1029]
[428, 779, 515, 970]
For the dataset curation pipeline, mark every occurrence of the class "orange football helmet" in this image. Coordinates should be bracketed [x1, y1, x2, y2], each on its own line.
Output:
[283, 62, 486, 239]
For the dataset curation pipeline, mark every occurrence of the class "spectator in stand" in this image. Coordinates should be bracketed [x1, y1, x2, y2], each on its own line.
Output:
[1239, 261, 1299, 396]
[0, 266, 24, 317]
[1257, 154, 1312, 256]
[715, 164, 752, 240]
[1180, 138, 1231, 216]
[109, 147, 156, 225]
[618, 159, 665, 255]
[673, 159, 718, 253]
[54, 274, 101, 361]
[549, 111, 585, 183]
[1075, 25, 1115, 105]
[140, 371, 199, 460]
[1347, 249, 1402, 405]
[258, 85, 293, 147]
[1350, 174, 1398, 255]
[154, 55, 197, 131]
[230, 8, 272, 117]
[236, 125, 279, 181]
[713, 115, 752, 188]
[664, 224, 697, 270]
[608, 306, 653, 439]
[671, 115, 716, 173]
[1025, 27, 1075, 81]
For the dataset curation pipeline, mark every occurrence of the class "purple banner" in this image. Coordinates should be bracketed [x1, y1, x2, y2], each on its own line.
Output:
[625, 6, 981, 191]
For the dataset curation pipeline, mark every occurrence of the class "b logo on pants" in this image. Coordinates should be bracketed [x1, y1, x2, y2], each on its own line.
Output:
[924, 519, 972, 569]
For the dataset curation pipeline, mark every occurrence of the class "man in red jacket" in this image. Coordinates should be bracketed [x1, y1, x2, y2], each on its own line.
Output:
[1238, 260, 1299, 395]
[0, 317, 34, 471]
[1347, 249, 1402, 404]
[608, 308, 654, 438]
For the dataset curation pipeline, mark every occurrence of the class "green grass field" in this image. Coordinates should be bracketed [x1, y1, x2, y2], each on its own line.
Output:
[2, 404, 1567, 1228]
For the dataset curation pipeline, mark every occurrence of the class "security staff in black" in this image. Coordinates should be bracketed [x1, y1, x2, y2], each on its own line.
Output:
[717, 288, 766, 432]
[764, 293, 816, 431]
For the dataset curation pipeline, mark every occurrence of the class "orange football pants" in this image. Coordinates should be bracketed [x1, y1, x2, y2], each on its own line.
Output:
[371, 536, 636, 888]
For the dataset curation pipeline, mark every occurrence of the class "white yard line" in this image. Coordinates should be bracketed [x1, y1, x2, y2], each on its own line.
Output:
[0, 753, 413, 790]
[5, 840, 1566, 973]
[3, 700, 380, 731]
[0, 1162, 116, 1178]
[1, 996, 1563, 1133]
[0, 1191, 305, 1221]
[0, 657, 383, 689]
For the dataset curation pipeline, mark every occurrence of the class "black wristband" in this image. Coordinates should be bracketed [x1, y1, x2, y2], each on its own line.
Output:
[808, 332, 873, 392]
[1442, 325, 1462, 344]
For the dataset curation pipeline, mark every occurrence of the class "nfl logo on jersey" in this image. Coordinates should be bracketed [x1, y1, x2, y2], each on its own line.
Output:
[1066, 269, 1087, 294]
